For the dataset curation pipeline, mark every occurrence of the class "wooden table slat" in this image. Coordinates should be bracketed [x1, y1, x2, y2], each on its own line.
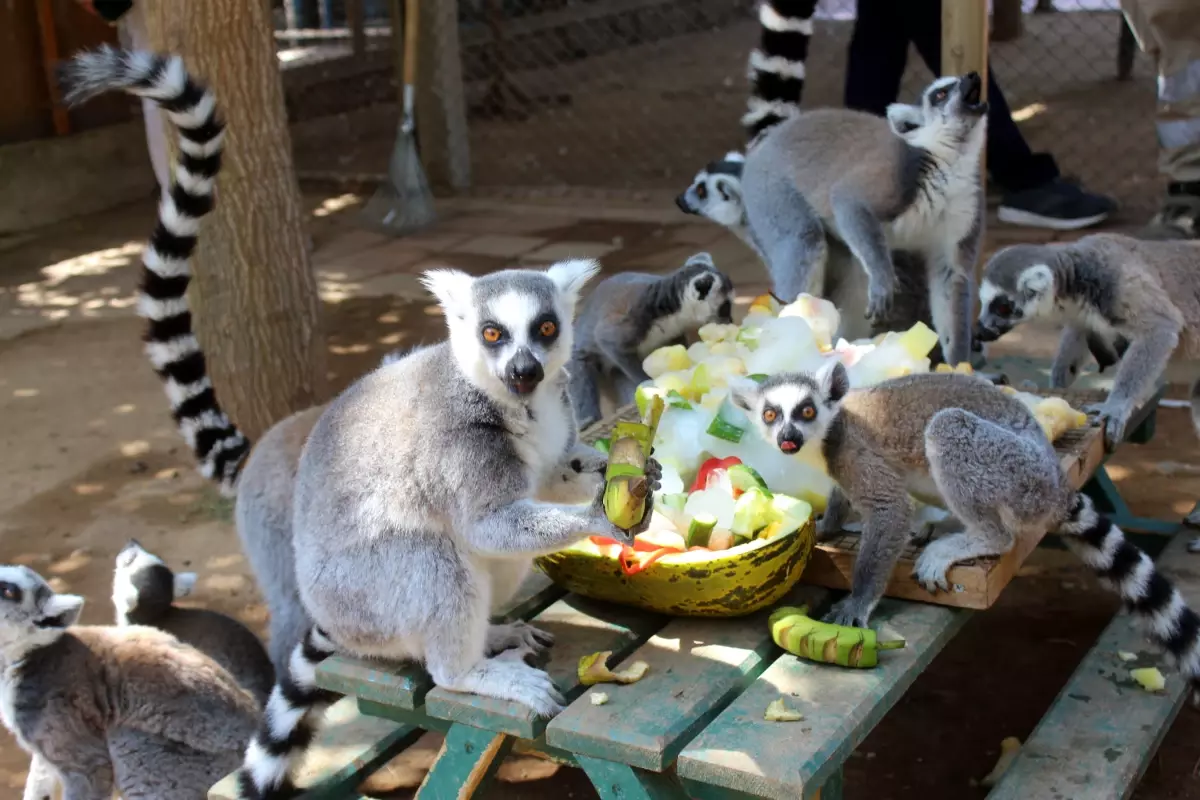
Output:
[545, 586, 831, 771]
[675, 598, 969, 799]
[986, 531, 1200, 800]
[423, 595, 669, 740]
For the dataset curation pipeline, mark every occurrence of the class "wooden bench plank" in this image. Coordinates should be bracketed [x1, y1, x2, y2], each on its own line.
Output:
[423, 595, 669, 740]
[314, 571, 565, 709]
[545, 586, 829, 771]
[675, 598, 969, 800]
[209, 696, 420, 800]
[986, 531, 1200, 800]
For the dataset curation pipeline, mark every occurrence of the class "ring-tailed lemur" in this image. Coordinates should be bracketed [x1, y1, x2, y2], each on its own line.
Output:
[976, 233, 1200, 449]
[567, 252, 735, 428]
[0, 565, 260, 800]
[112, 539, 275, 706]
[674, 155, 941, 350]
[728, 366, 1200, 703]
[743, 0, 820, 144]
[57, 45, 618, 705]
[235, 261, 661, 799]
[740, 73, 987, 365]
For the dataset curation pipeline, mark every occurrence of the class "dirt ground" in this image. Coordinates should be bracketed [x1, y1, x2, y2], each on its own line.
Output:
[2, 192, 1200, 799]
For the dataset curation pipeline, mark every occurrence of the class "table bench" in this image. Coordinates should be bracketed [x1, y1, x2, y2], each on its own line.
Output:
[208, 366, 1189, 800]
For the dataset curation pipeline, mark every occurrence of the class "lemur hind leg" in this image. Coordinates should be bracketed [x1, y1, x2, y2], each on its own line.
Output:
[915, 408, 1060, 592]
[567, 356, 605, 430]
[927, 256, 973, 368]
[744, 175, 829, 304]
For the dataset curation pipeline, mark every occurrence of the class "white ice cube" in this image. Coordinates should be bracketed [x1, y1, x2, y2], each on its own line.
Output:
[684, 487, 737, 530]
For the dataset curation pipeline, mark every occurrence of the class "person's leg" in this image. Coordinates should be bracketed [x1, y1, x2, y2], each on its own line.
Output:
[843, 0, 910, 115]
[903, 0, 1116, 230]
[1122, 0, 1200, 239]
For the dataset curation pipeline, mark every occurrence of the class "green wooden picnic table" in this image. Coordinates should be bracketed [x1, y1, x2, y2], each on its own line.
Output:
[208, 362, 1191, 800]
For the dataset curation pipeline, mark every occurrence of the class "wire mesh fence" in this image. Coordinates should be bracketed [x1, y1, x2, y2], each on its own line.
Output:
[275, 0, 1163, 215]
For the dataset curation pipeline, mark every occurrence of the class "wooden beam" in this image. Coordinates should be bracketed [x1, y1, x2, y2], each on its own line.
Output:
[415, 0, 471, 189]
[35, 0, 70, 136]
[346, 0, 367, 56]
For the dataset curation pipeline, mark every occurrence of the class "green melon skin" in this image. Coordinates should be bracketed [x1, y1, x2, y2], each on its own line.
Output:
[534, 522, 816, 618]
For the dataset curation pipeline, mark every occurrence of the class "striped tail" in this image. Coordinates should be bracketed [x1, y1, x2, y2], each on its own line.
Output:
[57, 45, 250, 495]
[1187, 377, 1200, 552]
[742, 0, 819, 143]
[238, 626, 339, 800]
[1058, 493, 1200, 702]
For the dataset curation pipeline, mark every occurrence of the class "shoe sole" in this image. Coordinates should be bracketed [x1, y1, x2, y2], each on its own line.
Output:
[997, 206, 1110, 230]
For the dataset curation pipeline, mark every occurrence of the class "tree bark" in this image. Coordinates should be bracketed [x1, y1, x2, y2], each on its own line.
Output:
[141, 0, 328, 443]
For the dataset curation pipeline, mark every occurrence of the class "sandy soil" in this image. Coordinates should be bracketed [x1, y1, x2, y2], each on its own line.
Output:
[1, 195, 1199, 799]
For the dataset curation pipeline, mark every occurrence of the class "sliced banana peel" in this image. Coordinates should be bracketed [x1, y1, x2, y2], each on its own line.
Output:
[1131, 667, 1166, 692]
[980, 736, 1022, 788]
[578, 651, 651, 686]
[764, 697, 804, 722]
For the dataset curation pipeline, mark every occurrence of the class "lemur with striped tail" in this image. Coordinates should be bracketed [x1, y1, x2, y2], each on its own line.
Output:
[730, 365, 1200, 703]
[61, 45, 658, 800]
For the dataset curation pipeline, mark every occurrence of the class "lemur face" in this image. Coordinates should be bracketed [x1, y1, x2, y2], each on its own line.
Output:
[422, 260, 600, 400]
[678, 253, 736, 325]
[113, 539, 195, 623]
[676, 152, 746, 229]
[975, 245, 1057, 342]
[731, 361, 849, 454]
[923, 73, 988, 124]
[0, 565, 84, 646]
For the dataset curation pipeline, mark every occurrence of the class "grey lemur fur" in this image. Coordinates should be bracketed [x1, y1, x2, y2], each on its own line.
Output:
[567, 252, 736, 428]
[675, 154, 941, 353]
[112, 539, 275, 707]
[975, 233, 1200, 548]
[740, 73, 987, 366]
[236, 260, 662, 800]
[728, 367, 1200, 704]
[0, 565, 259, 800]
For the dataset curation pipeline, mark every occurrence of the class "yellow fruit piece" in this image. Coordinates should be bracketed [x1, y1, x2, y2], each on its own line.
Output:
[935, 363, 954, 374]
[698, 322, 740, 344]
[1131, 667, 1166, 692]
[1118, 651, 1138, 662]
[709, 341, 739, 357]
[980, 737, 1023, 788]
[764, 698, 804, 722]
[578, 651, 651, 686]
[590, 692, 609, 706]
[750, 293, 782, 314]
[894, 321, 940, 360]
[654, 370, 691, 396]
[643, 345, 691, 379]
[885, 365, 914, 379]
[954, 362, 974, 375]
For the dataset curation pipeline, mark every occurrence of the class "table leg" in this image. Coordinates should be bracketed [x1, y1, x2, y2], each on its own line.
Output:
[1081, 465, 1182, 537]
[809, 768, 844, 800]
[414, 723, 513, 800]
[577, 755, 690, 800]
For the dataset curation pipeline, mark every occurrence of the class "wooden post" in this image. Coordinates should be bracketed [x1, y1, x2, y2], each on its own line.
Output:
[35, 0, 71, 136]
[991, 0, 1023, 43]
[942, 0, 989, 286]
[415, 0, 472, 190]
[347, 0, 366, 56]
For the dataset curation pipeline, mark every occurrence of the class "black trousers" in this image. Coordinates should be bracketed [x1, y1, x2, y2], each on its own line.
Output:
[844, 0, 1060, 194]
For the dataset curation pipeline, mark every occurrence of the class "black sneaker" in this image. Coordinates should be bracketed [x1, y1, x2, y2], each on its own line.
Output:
[997, 178, 1117, 230]
[1138, 183, 1200, 240]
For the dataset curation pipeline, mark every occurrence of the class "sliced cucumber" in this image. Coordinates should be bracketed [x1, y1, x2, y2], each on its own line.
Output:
[728, 464, 769, 495]
[731, 488, 774, 537]
[706, 394, 750, 443]
[686, 514, 717, 548]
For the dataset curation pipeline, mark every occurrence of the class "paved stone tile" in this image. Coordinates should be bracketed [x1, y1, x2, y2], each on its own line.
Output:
[521, 241, 622, 262]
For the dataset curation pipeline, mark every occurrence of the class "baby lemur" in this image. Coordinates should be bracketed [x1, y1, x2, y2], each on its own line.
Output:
[0, 565, 259, 800]
[976, 233, 1200, 450]
[567, 252, 735, 428]
[730, 366, 1200, 701]
[112, 539, 275, 706]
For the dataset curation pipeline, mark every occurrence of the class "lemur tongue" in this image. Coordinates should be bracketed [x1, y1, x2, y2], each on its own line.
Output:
[779, 441, 799, 453]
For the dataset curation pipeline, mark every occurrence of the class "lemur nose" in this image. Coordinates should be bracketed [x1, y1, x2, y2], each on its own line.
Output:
[675, 194, 695, 214]
[507, 350, 544, 384]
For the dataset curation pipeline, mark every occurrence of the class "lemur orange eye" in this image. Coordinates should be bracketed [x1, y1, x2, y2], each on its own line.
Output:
[801, 405, 817, 420]
[482, 326, 502, 343]
[762, 409, 777, 424]
[539, 321, 557, 337]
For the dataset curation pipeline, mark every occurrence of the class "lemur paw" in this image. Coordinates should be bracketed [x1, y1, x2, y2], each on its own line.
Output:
[825, 596, 874, 629]
[570, 451, 608, 475]
[815, 514, 842, 542]
[486, 622, 555, 657]
[864, 278, 897, 321]
[911, 544, 955, 593]
[1083, 402, 1131, 451]
[1187, 536, 1200, 553]
[487, 655, 566, 716]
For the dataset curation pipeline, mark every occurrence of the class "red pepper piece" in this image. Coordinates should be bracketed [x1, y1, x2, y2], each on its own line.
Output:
[689, 455, 743, 493]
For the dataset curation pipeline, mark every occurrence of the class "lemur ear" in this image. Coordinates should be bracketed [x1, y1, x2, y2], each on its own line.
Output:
[1017, 264, 1054, 298]
[546, 258, 601, 308]
[715, 176, 740, 202]
[173, 572, 198, 599]
[692, 274, 715, 300]
[817, 360, 850, 405]
[685, 251, 714, 269]
[729, 380, 758, 413]
[723, 150, 745, 163]
[40, 593, 85, 628]
[420, 269, 475, 320]
[886, 103, 924, 137]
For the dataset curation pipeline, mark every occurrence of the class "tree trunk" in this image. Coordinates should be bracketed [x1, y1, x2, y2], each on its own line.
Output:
[141, 0, 328, 443]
